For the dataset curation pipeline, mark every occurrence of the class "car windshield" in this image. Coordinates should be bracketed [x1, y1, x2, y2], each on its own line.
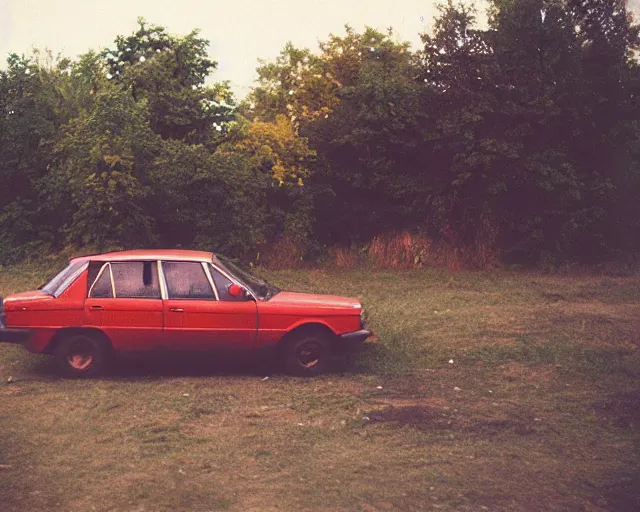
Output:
[215, 255, 280, 300]
[40, 261, 86, 297]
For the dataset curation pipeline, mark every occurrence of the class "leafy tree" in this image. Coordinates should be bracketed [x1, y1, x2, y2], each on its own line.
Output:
[147, 137, 270, 259]
[2, 11, 640, 266]
[417, 1, 501, 248]
[47, 84, 160, 250]
[224, 115, 316, 250]
[251, 28, 429, 246]
[482, 0, 583, 260]
[227, 114, 314, 185]
[0, 54, 60, 261]
[103, 19, 234, 143]
[562, 0, 640, 260]
[250, 43, 338, 126]
[308, 29, 427, 245]
[415, 0, 640, 263]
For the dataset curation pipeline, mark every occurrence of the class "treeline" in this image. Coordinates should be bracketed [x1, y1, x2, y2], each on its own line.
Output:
[1, 0, 639, 267]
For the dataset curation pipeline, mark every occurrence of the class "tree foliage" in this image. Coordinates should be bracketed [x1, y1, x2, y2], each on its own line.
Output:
[1, 4, 640, 266]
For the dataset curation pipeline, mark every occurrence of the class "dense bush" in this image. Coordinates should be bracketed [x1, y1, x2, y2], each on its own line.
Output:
[1, 1, 639, 267]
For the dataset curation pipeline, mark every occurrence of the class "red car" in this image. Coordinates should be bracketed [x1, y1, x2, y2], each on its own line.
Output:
[0, 250, 371, 377]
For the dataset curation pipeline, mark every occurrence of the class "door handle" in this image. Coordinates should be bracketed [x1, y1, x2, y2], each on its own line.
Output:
[170, 308, 184, 312]
[89, 305, 103, 310]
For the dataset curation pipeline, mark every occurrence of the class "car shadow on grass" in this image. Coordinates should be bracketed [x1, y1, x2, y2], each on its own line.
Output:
[17, 350, 268, 380]
[110, 342, 395, 379]
[23, 343, 392, 380]
[112, 351, 269, 378]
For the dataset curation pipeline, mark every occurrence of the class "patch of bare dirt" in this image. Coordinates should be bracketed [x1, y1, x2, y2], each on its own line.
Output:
[367, 403, 542, 437]
[368, 405, 445, 430]
[544, 302, 640, 349]
[500, 362, 560, 383]
[246, 405, 298, 424]
[594, 389, 640, 429]
[378, 396, 451, 409]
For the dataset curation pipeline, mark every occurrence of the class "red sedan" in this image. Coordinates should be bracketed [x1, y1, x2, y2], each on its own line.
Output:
[0, 250, 371, 377]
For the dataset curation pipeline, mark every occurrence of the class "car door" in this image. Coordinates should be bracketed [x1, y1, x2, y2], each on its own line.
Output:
[84, 261, 164, 351]
[161, 261, 258, 350]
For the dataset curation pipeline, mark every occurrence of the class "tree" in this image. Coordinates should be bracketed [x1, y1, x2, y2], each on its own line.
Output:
[250, 27, 429, 247]
[147, 137, 271, 259]
[483, 0, 584, 261]
[0, 54, 61, 261]
[222, 115, 316, 253]
[47, 84, 160, 250]
[562, 0, 640, 260]
[417, 1, 502, 249]
[2, 12, 640, 266]
[102, 19, 234, 143]
[308, 29, 428, 245]
[415, 0, 640, 263]
[249, 43, 339, 127]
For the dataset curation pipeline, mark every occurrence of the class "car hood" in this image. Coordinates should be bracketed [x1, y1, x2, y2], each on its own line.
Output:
[267, 291, 361, 310]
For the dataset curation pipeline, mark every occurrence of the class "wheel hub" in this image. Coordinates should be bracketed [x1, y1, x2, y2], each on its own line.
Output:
[298, 342, 321, 368]
[67, 347, 94, 370]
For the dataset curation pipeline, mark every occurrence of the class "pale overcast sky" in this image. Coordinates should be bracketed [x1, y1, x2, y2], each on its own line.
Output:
[0, 0, 454, 97]
[1, 0, 636, 98]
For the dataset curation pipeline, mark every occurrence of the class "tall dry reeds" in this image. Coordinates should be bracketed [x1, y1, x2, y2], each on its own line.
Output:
[260, 235, 306, 270]
[330, 232, 498, 271]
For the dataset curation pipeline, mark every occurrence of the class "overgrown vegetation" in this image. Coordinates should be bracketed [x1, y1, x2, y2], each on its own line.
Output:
[1, 266, 639, 511]
[2, 0, 640, 267]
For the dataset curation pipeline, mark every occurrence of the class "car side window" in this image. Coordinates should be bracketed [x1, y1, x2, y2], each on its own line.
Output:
[210, 265, 244, 302]
[111, 261, 161, 299]
[163, 262, 216, 300]
[86, 261, 104, 296]
[89, 264, 114, 298]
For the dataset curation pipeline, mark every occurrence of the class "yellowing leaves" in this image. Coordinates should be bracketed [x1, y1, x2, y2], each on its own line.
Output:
[227, 115, 315, 185]
[102, 154, 133, 172]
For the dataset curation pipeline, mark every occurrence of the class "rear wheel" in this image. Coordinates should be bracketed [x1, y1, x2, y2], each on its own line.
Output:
[53, 333, 113, 378]
[282, 330, 332, 377]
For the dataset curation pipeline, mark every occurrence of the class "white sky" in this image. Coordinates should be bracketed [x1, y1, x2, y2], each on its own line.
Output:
[3, 0, 634, 98]
[0, 0, 456, 98]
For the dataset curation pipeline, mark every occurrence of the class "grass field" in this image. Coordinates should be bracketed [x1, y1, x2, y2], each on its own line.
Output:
[1, 264, 639, 512]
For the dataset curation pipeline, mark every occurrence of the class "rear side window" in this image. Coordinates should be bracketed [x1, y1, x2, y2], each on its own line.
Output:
[163, 262, 216, 300]
[86, 261, 104, 295]
[89, 264, 114, 298]
[110, 262, 160, 299]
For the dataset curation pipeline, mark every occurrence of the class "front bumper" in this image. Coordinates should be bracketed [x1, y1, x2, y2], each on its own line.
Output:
[340, 329, 373, 351]
[0, 328, 32, 345]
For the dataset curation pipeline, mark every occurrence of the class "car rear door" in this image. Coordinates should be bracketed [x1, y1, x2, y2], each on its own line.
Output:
[84, 261, 164, 351]
[161, 261, 258, 350]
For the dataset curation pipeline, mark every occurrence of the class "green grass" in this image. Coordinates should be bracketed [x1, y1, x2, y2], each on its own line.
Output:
[1, 265, 639, 511]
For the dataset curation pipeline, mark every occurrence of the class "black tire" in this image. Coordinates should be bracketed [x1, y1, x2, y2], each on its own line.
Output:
[282, 330, 332, 377]
[53, 333, 113, 378]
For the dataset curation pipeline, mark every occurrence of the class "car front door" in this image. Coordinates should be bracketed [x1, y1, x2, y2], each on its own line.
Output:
[161, 261, 258, 350]
[84, 261, 164, 351]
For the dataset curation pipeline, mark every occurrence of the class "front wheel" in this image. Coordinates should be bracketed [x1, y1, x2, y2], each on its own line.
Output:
[53, 333, 113, 378]
[282, 331, 332, 377]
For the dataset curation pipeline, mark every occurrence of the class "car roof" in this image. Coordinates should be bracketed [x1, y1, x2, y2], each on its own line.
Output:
[71, 249, 215, 263]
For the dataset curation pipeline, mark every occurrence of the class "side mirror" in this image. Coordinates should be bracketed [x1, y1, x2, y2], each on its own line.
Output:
[228, 283, 248, 299]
